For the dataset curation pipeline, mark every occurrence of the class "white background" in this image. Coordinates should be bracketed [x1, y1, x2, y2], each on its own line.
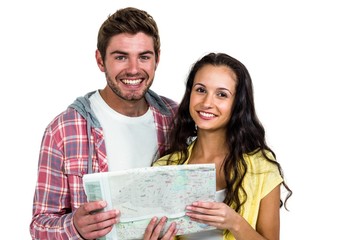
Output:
[1, 0, 359, 239]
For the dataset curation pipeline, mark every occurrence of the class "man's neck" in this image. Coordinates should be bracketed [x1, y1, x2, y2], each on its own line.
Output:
[99, 89, 149, 117]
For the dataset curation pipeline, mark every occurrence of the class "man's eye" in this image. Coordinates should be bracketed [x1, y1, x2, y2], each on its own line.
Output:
[140, 55, 150, 60]
[115, 56, 126, 60]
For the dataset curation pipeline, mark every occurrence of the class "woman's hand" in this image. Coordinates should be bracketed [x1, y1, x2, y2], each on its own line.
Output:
[143, 216, 177, 240]
[185, 201, 239, 230]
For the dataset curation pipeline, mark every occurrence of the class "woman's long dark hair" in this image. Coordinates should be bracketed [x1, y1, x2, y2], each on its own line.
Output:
[160, 52, 292, 215]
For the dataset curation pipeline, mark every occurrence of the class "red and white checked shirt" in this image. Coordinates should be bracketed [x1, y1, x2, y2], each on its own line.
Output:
[30, 90, 178, 239]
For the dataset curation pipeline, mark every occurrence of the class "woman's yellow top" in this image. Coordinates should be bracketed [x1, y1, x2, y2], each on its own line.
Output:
[154, 141, 283, 240]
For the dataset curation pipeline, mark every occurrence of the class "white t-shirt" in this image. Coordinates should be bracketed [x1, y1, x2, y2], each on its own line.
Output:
[181, 189, 227, 240]
[89, 91, 157, 171]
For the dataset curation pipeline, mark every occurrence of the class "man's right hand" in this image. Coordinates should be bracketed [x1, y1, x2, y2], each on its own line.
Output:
[74, 201, 177, 240]
[73, 201, 119, 239]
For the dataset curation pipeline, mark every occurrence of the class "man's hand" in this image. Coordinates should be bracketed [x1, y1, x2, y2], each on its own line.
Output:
[73, 201, 120, 239]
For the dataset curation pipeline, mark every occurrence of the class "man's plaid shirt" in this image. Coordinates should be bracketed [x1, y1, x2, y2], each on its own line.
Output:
[30, 90, 178, 239]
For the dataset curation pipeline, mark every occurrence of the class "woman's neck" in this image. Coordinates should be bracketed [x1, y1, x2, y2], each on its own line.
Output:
[191, 130, 228, 163]
[191, 130, 228, 190]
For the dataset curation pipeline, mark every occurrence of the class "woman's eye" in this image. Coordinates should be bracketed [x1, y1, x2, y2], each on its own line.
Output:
[217, 92, 228, 98]
[195, 87, 206, 93]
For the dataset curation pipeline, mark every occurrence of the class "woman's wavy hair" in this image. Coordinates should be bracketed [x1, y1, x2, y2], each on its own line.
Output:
[162, 52, 292, 216]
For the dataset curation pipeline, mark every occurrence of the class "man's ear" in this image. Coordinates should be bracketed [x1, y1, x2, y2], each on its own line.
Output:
[155, 50, 161, 70]
[95, 50, 105, 72]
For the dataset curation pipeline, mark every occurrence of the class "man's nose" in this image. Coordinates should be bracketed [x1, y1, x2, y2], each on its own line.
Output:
[126, 58, 139, 74]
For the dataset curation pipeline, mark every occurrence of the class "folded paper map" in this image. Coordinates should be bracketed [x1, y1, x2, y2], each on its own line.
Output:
[83, 164, 216, 240]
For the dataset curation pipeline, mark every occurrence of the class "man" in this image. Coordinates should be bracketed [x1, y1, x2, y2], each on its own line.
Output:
[30, 7, 178, 240]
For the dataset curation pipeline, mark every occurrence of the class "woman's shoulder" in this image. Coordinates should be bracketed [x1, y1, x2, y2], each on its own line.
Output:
[244, 149, 278, 173]
[154, 151, 184, 166]
[154, 141, 195, 166]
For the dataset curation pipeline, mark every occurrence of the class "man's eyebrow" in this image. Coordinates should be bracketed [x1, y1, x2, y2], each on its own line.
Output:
[109, 50, 155, 55]
[140, 50, 155, 55]
[110, 50, 127, 55]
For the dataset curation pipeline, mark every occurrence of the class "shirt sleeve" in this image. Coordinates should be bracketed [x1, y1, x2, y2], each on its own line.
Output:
[30, 125, 83, 240]
[260, 160, 283, 199]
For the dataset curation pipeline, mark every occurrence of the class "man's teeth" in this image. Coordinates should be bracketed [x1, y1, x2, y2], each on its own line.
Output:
[123, 79, 142, 85]
[199, 112, 215, 118]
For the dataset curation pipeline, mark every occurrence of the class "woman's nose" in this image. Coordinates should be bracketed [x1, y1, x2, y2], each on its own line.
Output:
[201, 94, 213, 109]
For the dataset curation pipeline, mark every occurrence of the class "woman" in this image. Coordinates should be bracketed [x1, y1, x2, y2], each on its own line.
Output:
[154, 52, 292, 240]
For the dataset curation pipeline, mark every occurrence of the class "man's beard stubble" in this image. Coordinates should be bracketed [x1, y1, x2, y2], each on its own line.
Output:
[105, 72, 151, 101]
